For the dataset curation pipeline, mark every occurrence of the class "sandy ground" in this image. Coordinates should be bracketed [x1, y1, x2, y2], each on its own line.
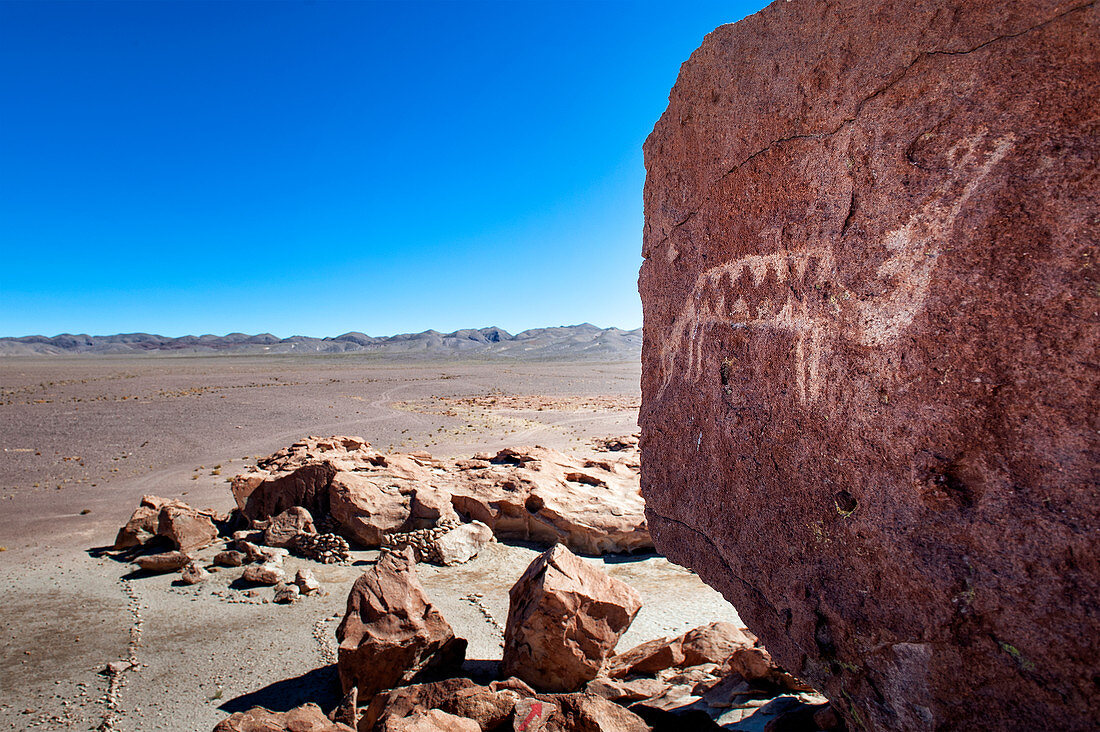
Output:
[0, 355, 748, 731]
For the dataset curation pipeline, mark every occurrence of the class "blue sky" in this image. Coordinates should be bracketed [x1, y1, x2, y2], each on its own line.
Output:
[0, 1, 764, 338]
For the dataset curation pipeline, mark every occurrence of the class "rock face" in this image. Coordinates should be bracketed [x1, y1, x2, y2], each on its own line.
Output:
[336, 547, 466, 700]
[262, 505, 317, 548]
[639, 1, 1099, 730]
[503, 544, 642, 692]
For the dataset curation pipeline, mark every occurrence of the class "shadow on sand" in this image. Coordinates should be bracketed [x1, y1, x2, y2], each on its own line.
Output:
[218, 665, 343, 715]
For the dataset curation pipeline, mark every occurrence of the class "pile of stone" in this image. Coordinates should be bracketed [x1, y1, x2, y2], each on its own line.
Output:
[215, 543, 837, 732]
[295, 532, 351, 565]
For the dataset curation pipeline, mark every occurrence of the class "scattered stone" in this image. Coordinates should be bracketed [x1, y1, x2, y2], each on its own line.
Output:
[336, 547, 466, 701]
[241, 563, 285, 586]
[273, 583, 300, 604]
[213, 550, 245, 567]
[213, 703, 354, 731]
[295, 532, 351, 564]
[502, 544, 642, 692]
[133, 551, 190, 573]
[262, 505, 316, 548]
[179, 560, 208, 585]
[294, 568, 321, 595]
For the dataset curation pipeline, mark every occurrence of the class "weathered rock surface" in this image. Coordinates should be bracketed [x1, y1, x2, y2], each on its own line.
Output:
[113, 495, 219, 552]
[113, 495, 182, 549]
[179, 560, 208, 585]
[640, 1, 1100, 729]
[378, 709, 480, 732]
[241, 563, 285, 586]
[608, 622, 756, 679]
[262, 505, 316, 548]
[231, 436, 373, 522]
[450, 446, 651, 555]
[503, 544, 642, 692]
[336, 547, 466, 700]
[363, 678, 525, 731]
[431, 520, 493, 565]
[212, 703, 354, 731]
[132, 550, 190, 573]
[295, 567, 321, 595]
[158, 504, 219, 553]
[230, 436, 651, 554]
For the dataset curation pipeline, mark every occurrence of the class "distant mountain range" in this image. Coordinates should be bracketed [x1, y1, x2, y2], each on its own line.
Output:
[0, 324, 642, 360]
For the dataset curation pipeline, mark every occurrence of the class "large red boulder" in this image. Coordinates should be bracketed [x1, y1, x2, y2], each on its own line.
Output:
[336, 547, 466, 701]
[640, 1, 1099, 730]
[502, 544, 642, 692]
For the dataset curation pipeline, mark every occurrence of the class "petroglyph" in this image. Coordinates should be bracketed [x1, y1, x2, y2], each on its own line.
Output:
[655, 134, 1013, 404]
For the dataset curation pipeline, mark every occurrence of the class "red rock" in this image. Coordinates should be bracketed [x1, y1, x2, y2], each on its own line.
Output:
[212, 703, 354, 731]
[544, 692, 651, 732]
[179, 560, 208, 585]
[113, 495, 185, 549]
[230, 436, 376, 522]
[241, 563, 285, 586]
[157, 504, 218, 553]
[432, 520, 492, 566]
[586, 677, 670, 704]
[450, 446, 651, 555]
[639, 0, 1100, 729]
[679, 623, 755, 666]
[607, 637, 685, 679]
[262, 505, 316, 548]
[363, 678, 522, 732]
[214, 550, 245, 567]
[327, 472, 419, 547]
[133, 550, 190, 573]
[336, 547, 466, 701]
[378, 709, 480, 732]
[295, 568, 321, 595]
[502, 544, 642, 692]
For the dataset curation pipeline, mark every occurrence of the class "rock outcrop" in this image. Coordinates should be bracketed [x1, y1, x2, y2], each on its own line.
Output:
[640, 1, 1099, 729]
[450, 446, 651, 555]
[336, 547, 466, 701]
[502, 544, 642, 692]
[229, 436, 651, 555]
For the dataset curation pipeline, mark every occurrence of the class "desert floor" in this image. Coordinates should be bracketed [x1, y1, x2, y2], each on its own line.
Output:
[0, 355, 748, 731]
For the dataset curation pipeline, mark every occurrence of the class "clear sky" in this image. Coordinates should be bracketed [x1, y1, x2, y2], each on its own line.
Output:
[0, 0, 765, 338]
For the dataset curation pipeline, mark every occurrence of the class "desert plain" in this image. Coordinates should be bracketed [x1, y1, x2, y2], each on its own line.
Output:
[0, 354, 752, 731]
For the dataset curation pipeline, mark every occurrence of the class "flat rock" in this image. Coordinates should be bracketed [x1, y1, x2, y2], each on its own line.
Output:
[378, 709, 480, 732]
[157, 504, 218, 553]
[639, 0, 1100, 729]
[133, 550, 190, 573]
[336, 547, 466, 701]
[363, 678, 523, 732]
[503, 544, 642, 692]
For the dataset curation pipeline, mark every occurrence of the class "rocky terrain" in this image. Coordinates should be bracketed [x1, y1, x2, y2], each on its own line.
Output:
[103, 435, 837, 731]
[0, 324, 641, 360]
[640, 0, 1099, 730]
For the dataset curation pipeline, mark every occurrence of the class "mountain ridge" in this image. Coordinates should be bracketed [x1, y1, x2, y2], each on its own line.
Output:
[0, 324, 642, 359]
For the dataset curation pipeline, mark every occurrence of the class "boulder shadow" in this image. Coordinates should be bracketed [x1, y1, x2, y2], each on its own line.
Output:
[218, 665, 342, 715]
